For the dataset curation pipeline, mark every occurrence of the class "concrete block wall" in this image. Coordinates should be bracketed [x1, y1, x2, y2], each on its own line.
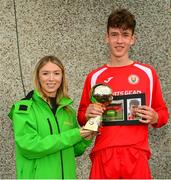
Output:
[0, 0, 170, 178]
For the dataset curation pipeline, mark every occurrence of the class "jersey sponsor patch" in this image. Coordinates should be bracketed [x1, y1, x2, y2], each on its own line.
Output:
[113, 90, 142, 96]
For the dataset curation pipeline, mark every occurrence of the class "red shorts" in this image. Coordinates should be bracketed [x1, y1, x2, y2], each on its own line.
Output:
[89, 147, 152, 179]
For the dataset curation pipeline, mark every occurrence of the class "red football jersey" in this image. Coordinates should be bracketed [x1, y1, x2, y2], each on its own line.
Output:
[78, 62, 168, 155]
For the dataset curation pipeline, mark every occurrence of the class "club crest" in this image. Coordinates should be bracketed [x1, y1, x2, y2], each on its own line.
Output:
[128, 74, 139, 85]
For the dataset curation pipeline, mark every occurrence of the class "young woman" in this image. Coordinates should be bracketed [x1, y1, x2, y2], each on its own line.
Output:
[9, 55, 93, 179]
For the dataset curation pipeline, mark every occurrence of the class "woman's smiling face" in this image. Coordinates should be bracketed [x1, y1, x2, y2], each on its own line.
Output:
[39, 61, 63, 97]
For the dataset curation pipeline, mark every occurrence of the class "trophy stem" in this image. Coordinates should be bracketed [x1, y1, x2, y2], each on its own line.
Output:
[84, 115, 102, 131]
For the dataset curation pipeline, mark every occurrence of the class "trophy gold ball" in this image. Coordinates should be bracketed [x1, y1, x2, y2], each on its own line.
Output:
[84, 83, 113, 131]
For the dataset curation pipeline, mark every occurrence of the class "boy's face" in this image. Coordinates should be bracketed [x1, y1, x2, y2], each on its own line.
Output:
[106, 27, 135, 59]
[130, 104, 138, 116]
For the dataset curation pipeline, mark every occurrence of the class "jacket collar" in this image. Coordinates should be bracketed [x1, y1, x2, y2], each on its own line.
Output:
[33, 90, 73, 107]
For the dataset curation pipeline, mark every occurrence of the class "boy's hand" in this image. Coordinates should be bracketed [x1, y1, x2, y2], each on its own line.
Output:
[85, 103, 105, 120]
[136, 105, 158, 125]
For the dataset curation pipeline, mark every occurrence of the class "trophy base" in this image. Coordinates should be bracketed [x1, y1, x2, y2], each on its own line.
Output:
[84, 116, 101, 131]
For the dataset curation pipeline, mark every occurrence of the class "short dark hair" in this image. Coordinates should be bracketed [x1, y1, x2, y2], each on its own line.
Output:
[107, 8, 136, 34]
[129, 99, 140, 107]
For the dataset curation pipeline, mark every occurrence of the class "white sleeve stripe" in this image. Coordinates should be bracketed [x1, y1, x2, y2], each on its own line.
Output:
[91, 67, 107, 88]
[134, 64, 153, 107]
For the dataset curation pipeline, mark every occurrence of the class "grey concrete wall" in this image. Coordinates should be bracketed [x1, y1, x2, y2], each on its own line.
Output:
[0, 0, 170, 179]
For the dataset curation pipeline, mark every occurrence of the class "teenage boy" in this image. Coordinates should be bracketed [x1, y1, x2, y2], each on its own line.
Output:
[78, 8, 169, 179]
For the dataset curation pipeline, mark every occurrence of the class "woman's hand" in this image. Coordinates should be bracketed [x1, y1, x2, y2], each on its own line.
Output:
[80, 127, 97, 140]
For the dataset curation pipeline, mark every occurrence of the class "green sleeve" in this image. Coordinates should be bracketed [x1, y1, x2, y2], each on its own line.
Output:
[71, 109, 92, 156]
[10, 109, 82, 159]
[74, 139, 92, 157]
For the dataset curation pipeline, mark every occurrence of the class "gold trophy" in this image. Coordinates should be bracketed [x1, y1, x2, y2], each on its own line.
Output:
[84, 83, 113, 131]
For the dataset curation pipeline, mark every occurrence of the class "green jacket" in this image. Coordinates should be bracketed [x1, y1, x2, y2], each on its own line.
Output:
[8, 90, 91, 179]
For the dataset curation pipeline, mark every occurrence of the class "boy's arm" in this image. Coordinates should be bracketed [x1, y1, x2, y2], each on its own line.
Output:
[77, 76, 91, 126]
[151, 69, 169, 128]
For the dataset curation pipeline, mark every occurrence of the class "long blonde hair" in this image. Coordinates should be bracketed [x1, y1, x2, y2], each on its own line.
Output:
[33, 55, 69, 104]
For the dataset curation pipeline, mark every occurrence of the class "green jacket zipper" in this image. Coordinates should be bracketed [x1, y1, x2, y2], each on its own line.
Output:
[54, 116, 64, 180]
[47, 118, 53, 135]
[47, 105, 64, 180]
